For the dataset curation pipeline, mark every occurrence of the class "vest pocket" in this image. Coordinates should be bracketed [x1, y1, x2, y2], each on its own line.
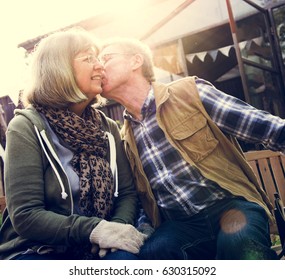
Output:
[171, 112, 218, 162]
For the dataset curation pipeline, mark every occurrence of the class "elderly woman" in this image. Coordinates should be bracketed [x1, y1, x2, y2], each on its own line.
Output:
[0, 28, 146, 260]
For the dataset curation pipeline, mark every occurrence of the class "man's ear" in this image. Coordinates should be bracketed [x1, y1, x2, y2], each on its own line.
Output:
[131, 53, 144, 70]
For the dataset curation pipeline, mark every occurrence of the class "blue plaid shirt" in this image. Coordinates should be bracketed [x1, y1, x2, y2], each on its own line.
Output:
[125, 78, 285, 221]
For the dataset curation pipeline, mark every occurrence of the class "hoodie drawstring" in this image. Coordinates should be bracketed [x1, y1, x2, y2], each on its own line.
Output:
[106, 132, 119, 197]
[34, 125, 68, 200]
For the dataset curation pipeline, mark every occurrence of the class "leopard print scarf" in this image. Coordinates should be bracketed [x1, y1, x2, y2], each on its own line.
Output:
[35, 105, 114, 219]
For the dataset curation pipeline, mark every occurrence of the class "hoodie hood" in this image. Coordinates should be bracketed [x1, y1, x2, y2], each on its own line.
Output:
[14, 106, 46, 131]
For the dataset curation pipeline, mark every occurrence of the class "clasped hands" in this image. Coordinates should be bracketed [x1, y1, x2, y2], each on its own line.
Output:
[90, 220, 148, 258]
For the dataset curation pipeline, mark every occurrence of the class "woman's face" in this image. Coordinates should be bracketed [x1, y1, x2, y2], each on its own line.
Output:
[73, 48, 104, 101]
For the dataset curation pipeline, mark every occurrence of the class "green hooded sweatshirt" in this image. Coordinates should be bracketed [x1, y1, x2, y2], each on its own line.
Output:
[0, 106, 137, 260]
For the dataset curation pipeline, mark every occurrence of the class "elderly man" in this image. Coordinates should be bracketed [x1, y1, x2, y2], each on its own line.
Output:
[98, 37, 284, 260]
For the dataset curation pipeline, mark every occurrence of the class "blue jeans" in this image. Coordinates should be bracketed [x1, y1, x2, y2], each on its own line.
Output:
[139, 198, 278, 260]
[102, 250, 138, 260]
[12, 250, 138, 260]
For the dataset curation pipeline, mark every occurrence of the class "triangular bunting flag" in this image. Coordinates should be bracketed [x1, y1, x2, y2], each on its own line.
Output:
[208, 50, 219, 61]
[219, 45, 232, 56]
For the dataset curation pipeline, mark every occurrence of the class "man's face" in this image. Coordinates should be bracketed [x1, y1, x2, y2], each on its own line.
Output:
[99, 45, 134, 100]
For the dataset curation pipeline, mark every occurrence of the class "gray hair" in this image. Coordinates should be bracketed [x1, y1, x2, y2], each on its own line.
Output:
[102, 37, 155, 82]
[23, 27, 104, 108]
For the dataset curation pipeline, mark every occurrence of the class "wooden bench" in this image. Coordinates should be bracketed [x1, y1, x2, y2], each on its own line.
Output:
[244, 149, 285, 258]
